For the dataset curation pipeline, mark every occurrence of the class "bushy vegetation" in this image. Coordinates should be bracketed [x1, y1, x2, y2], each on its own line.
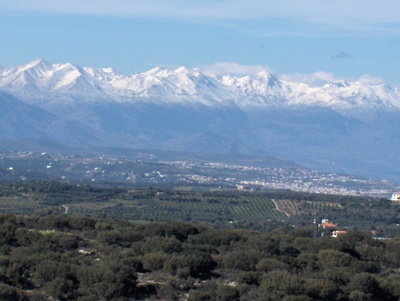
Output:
[1, 181, 400, 299]
[0, 212, 400, 300]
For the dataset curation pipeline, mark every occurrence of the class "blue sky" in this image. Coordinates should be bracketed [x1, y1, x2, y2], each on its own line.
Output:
[1, 0, 400, 84]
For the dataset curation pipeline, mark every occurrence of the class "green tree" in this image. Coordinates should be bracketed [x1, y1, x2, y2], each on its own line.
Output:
[0, 283, 19, 300]
[259, 270, 304, 299]
[345, 273, 389, 301]
[318, 249, 354, 270]
[142, 252, 169, 271]
[216, 284, 240, 301]
[303, 278, 338, 300]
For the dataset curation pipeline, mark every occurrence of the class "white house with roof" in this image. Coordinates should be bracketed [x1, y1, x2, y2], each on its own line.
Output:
[331, 230, 347, 238]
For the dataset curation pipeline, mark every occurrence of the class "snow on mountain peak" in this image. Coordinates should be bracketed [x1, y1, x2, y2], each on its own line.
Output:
[145, 66, 165, 76]
[256, 70, 273, 78]
[325, 80, 351, 89]
[175, 66, 190, 73]
[24, 58, 51, 69]
[0, 60, 399, 111]
[174, 66, 201, 77]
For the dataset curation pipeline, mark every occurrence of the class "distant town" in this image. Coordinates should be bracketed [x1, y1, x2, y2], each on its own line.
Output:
[0, 150, 398, 197]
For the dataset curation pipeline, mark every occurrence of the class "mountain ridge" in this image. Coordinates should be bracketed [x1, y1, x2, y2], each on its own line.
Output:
[1, 59, 399, 111]
[1, 60, 400, 182]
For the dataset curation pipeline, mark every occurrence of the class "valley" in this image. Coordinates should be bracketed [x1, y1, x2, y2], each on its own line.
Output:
[0, 148, 397, 197]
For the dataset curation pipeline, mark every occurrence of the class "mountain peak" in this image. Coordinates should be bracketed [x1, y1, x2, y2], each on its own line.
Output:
[328, 80, 351, 88]
[256, 70, 271, 77]
[174, 66, 199, 75]
[23, 59, 52, 70]
[255, 71, 279, 81]
[146, 66, 164, 76]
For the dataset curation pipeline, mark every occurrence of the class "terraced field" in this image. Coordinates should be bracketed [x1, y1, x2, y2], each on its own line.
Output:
[272, 199, 343, 217]
[1, 182, 382, 228]
[0, 196, 43, 214]
[66, 191, 286, 222]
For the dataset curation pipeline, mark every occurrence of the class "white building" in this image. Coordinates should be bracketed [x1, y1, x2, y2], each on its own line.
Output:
[390, 192, 400, 201]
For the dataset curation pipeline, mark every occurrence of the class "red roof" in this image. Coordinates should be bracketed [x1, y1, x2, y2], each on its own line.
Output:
[320, 222, 337, 229]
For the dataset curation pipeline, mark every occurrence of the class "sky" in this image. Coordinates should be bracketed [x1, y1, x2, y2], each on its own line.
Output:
[1, 0, 400, 85]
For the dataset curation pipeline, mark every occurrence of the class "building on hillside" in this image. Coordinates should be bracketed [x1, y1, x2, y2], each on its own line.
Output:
[319, 219, 338, 229]
[236, 185, 252, 192]
[331, 230, 347, 238]
[370, 230, 379, 237]
[390, 192, 400, 201]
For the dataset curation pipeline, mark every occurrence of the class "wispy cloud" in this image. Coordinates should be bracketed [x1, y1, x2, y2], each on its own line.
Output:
[332, 51, 353, 60]
[281, 71, 338, 85]
[281, 71, 385, 86]
[3, 0, 400, 25]
[204, 62, 273, 76]
[357, 74, 384, 85]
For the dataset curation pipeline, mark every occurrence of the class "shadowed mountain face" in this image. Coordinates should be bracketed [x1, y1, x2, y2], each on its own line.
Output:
[1, 60, 400, 181]
[0, 92, 108, 146]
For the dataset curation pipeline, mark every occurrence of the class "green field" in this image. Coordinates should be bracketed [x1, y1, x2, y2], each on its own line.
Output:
[0, 182, 287, 223]
[66, 190, 286, 222]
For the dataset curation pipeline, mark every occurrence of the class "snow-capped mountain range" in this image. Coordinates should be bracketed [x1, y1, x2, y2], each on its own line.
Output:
[1, 59, 400, 182]
[1, 59, 399, 112]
